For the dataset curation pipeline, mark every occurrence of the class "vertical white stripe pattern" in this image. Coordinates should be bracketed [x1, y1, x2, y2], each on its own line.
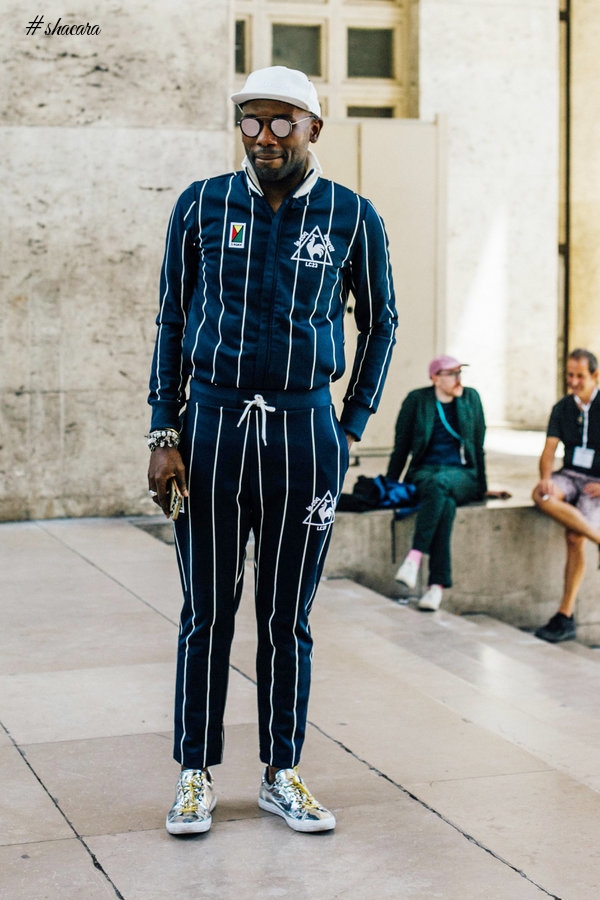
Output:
[155, 199, 195, 402]
[345, 220, 374, 403]
[151, 170, 396, 450]
[178, 402, 199, 762]
[190, 182, 208, 382]
[307, 407, 343, 616]
[212, 176, 235, 381]
[235, 412, 251, 590]
[307, 186, 337, 388]
[201, 407, 224, 763]
[289, 409, 317, 761]
[236, 196, 255, 388]
[326, 195, 361, 380]
[264, 410, 290, 760]
[283, 208, 308, 390]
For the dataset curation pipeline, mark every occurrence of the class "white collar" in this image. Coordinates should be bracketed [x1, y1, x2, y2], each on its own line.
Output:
[574, 387, 598, 411]
[242, 150, 323, 198]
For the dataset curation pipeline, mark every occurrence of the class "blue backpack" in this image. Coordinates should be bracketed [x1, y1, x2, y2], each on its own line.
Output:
[338, 475, 418, 517]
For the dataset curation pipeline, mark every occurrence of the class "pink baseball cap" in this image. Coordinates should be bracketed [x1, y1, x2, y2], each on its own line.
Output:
[428, 355, 468, 378]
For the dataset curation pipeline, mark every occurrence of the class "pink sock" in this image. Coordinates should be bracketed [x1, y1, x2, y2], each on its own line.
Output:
[407, 549, 423, 565]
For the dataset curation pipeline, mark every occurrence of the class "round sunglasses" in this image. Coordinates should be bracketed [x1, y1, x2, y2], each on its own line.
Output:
[238, 115, 314, 139]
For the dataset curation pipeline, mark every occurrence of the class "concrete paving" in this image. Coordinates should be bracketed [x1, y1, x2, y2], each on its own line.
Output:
[2, 506, 600, 899]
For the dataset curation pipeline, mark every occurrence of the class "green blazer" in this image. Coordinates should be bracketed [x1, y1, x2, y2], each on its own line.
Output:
[385, 385, 488, 497]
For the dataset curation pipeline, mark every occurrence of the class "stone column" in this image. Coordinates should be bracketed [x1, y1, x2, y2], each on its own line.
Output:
[570, 0, 600, 353]
[418, 0, 559, 427]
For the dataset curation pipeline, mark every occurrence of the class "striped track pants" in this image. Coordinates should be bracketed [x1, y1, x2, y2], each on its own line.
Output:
[172, 383, 349, 769]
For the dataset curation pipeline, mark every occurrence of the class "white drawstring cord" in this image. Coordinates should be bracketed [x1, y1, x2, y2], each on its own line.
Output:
[236, 394, 276, 445]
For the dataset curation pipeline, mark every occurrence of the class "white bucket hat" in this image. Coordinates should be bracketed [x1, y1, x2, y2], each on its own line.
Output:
[231, 66, 322, 117]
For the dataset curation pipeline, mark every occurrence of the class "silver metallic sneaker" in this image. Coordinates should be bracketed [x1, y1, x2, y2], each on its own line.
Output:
[166, 768, 216, 835]
[258, 767, 336, 833]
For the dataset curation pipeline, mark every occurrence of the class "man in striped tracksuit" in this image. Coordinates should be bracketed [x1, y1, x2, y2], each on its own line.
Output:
[147, 66, 397, 835]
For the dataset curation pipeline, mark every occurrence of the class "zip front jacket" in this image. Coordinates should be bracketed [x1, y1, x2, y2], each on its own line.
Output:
[148, 156, 397, 440]
[386, 385, 488, 497]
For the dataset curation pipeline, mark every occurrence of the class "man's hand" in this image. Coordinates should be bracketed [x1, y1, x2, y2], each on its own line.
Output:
[533, 478, 559, 502]
[148, 447, 188, 518]
[583, 481, 600, 498]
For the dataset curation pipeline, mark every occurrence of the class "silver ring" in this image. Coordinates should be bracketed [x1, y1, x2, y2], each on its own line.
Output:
[148, 489, 158, 497]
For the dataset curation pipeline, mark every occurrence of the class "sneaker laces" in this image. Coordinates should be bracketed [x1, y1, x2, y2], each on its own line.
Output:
[177, 770, 208, 814]
[277, 768, 320, 810]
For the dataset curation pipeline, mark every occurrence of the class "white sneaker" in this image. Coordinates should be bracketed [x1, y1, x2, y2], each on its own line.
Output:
[395, 556, 419, 589]
[418, 585, 443, 611]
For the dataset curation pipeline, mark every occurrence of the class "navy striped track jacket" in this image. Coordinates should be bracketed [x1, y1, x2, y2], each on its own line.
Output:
[148, 155, 397, 440]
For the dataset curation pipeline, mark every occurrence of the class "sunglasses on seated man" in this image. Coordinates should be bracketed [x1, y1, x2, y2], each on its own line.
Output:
[238, 115, 315, 139]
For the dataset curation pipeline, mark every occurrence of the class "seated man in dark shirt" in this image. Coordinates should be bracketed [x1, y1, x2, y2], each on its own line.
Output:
[387, 355, 505, 610]
[532, 348, 600, 643]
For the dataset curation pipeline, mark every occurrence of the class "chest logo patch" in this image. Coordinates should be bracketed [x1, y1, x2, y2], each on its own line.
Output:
[229, 222, 246, 249]
[292, 226, 334, 268]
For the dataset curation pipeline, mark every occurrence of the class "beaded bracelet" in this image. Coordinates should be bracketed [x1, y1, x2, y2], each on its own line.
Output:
[147, 428, 181, 452]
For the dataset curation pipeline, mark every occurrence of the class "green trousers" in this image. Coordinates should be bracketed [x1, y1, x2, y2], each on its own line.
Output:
[410, 465, 481, 587]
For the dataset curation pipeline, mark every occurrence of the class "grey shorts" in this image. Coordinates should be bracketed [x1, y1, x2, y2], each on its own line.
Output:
[551, 468, 600, 527]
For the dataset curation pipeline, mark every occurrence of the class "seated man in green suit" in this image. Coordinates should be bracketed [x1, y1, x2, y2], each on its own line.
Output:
[387, 355, 506, 610]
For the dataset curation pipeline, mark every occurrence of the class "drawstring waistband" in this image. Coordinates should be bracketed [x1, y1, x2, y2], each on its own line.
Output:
[188, 381, 332, 412]
[237, 394, 276, 445]
[187, 382, 332, 447]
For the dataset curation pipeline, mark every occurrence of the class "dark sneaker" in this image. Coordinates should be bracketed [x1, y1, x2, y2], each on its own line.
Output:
[166, 768, 216, 835]
[535, 612, 576, 643]
[258, 767, 336, 833]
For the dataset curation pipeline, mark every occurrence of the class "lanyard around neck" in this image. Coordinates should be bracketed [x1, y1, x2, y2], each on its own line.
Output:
[436, 399, 462, 443]
[574, 388, 598, 448]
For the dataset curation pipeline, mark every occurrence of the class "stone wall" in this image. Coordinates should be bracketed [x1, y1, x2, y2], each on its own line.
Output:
[0, 0, 566, 521]
[0, 1, 232, 520]
[418, 0, 560, 428]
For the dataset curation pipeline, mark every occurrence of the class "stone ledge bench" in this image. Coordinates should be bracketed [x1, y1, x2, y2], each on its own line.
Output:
[325, 502, 600, 646]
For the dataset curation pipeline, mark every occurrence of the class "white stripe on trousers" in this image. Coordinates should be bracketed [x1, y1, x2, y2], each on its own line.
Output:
[173, 398, 347, 768]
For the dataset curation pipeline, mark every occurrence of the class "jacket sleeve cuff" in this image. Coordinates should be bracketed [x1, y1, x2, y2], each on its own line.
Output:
[149, 401, 182, 433]
[340, 402, 371, 442]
